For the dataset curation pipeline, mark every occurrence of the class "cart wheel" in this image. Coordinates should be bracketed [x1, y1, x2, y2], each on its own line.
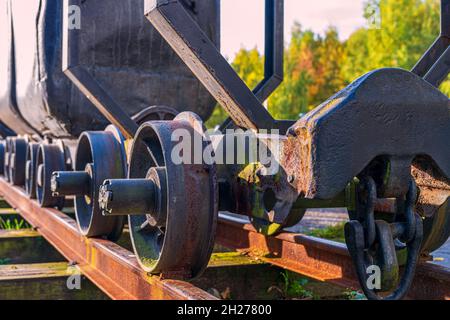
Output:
[51, 126, 127, 241]
[100, 113, 218, 279]
[36, 143, 66, 209]
[25, 142, 39, 199]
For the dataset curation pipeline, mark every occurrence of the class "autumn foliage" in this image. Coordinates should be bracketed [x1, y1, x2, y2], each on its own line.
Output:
[208, 0, 447, 127]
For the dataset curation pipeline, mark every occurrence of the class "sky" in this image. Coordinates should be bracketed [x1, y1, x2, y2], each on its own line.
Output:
[221, 0, 366, 59]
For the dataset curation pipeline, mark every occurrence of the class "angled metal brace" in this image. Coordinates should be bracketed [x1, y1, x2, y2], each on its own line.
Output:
[423, 45, 450, 86]
[412, 0, 450, 87]
[62, 0, 139, 139]
[145, 0, 283, 131]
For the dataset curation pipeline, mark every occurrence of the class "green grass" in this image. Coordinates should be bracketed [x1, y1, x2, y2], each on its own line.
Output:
[267, 271, 316, 300]
[0, 217, 30, 230]
[306, 223, 346, 243]
[281, 271, 315, 299]
[343, 290, 366, 300]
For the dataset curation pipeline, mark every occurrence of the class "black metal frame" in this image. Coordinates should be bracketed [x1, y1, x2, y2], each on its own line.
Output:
[254, 0, 284, 102]
[62, 0, 139, 139]
[145, 0, 292, 132]
[412, 0, 450, 87]
[220, 0, 285, 131]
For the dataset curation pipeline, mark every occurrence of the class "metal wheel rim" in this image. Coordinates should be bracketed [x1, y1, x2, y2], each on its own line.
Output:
[25, 143, 39, 198]
[128, 113, 218, 279]
[74, 130, 127, 240]
[36, 144, 66, 208]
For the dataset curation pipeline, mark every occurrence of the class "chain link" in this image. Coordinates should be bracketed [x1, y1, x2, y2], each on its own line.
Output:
[345, 175, 423, 300]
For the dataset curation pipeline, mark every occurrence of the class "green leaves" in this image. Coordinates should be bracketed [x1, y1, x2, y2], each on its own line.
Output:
[207, 0, 447, 128]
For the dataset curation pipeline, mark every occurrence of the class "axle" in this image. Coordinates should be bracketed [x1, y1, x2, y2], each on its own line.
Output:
[99, 179, 157, 216]
[51, 171, 91, 197]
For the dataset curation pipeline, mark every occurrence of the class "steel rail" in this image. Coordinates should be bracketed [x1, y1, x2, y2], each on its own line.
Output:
[216, 213, 450, 300]
[0, 178, 216, 300]
[1, 178, 448, 300]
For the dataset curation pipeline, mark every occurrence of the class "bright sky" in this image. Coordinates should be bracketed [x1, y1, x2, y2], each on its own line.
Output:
[221, 0, 366, 59]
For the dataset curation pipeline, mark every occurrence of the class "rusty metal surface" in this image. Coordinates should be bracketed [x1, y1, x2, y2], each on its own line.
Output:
[216, 213, 450, 300]
[0, 178, 216, 300]
[0, 177, 447, 300]
[412, 157, 450, 253]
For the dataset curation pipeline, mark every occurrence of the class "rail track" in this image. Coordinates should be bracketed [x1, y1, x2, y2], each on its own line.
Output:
[1, 178, 448, 300]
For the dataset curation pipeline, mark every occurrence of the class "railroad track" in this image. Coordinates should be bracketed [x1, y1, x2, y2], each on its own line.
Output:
[1, 178, 448, 300]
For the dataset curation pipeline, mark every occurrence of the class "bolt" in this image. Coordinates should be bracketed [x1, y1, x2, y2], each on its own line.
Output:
[287, 128, 298, 137]
[98, 185, 113, 211]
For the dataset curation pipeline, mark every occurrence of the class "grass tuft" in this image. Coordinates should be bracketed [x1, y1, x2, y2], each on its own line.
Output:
[307, 223, 346, 243]
[0, 217, 30, 230]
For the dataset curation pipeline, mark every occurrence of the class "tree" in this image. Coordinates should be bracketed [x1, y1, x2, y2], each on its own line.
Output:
[207, 0, 447, 128]
[342, 0, 440, 82]
[269, 23, 315, 119]
[269, 24, 346, 119]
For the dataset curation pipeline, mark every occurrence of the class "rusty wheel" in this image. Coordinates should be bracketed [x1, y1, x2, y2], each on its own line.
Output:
[100, 113, 218, 279]
[25, 142, 39, 199]
[3, 137, 12, 182]
[52, 126, 127, 241]
[9, 137, 28, 186]
[0, 140, 5, 176]
[35, 143, 66, 209]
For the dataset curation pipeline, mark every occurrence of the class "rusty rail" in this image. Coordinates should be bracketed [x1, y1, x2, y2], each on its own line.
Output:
[1, 177, 448, 300]
[216, 213, 450, 300]
[0, 178, 216, 300]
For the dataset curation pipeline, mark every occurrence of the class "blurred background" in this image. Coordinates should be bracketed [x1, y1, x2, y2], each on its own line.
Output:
[211, 0, 447, 126]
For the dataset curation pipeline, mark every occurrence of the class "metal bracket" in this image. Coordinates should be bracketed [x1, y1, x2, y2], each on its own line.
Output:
[145, 0, 287, 131]
[412, 0, 450, 87]
[62, 0, 139, 139]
